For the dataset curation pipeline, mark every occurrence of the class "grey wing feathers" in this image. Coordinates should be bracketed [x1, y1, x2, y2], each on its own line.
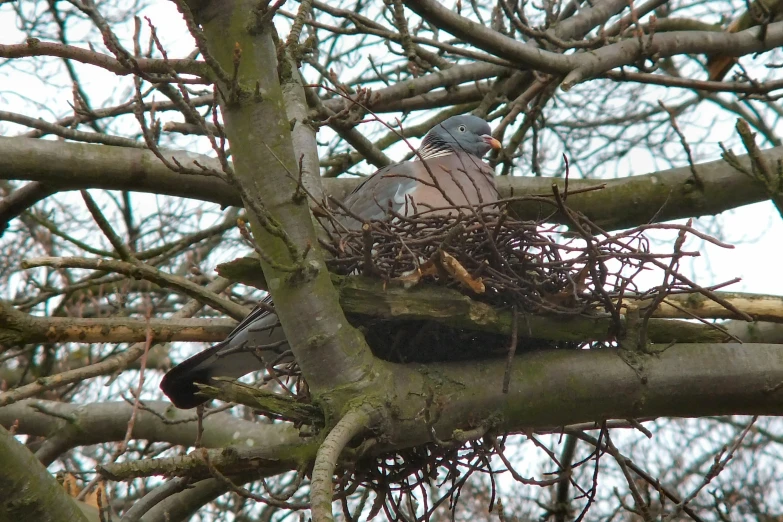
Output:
[346, 152, 498, 219]
[339, 162, 419, 227]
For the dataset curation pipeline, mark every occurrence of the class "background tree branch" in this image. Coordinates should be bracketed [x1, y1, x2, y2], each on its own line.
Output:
[2, 136, 781, 232]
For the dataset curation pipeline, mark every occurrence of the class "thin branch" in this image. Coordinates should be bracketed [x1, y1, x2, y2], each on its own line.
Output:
[0, 277, 233, 407]
[21, 256, 248, 319]
[0, 41, 207, 79]
[311, 404, 380, 522]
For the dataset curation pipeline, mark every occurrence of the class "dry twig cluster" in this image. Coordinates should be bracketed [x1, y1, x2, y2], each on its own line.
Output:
[315, 194, 735, 359]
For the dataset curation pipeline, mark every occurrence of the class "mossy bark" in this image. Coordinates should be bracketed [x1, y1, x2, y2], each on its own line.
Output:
[188, 0, 381, 401]
[0, 425, 89, 522]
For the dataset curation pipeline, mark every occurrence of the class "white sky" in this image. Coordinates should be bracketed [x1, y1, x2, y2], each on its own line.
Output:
[3, 1, 781, 300]
[1, 2, 782, 320]
[2, 2, 781, 519]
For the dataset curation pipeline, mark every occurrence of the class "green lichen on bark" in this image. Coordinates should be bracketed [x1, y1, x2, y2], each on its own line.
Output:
[0, 425, 89, 522]
[191, 0, 379, 408]
[0, 300, 44, 346]
[197, 381, 325, 426]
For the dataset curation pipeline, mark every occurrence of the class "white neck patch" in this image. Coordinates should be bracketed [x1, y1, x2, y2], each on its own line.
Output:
[416, 144, 453, 161]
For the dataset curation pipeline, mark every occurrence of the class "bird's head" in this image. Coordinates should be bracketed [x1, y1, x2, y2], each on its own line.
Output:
[424, 115, 502, 158]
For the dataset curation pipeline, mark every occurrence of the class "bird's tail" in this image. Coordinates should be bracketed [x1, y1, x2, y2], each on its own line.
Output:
[160, 297, 290, 409]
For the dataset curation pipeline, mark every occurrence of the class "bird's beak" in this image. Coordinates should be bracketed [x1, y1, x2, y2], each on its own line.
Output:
[482, 135, 502, 150]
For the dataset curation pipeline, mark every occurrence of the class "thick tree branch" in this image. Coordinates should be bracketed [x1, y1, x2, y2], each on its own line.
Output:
[191, 0, 378, 394]
[724, 320, 783, 343]
[118, 477, 190, 522]
[2, 137, 781, 231]
[557, 0, 631, 39]
[381, 342, 783, 451]
[6, 274, 775, 354]
[0, 181, 57, 234]
[402, 0, 573, 74]
[134, 475, 258, 522]
[283, 67, 326, 202]
[562, 21, 783, 89]
[336, 277, 736, 343]
[70, 343, 783, 481]
[216, 265, 770, 341]
[0, 137, 238, 210]
[403, 0, 783, 89]
[320, 62, 503, 114]
[311, 404, 379, 522]
[0, 41, 208, 79]
[644, 292, 783, 323]
[0, 400, 302, 466]
[196, 380, 324, 425]
[97, 443, 312, 480]
[0, 300, 235, 345]
[0, 425, 88, 522]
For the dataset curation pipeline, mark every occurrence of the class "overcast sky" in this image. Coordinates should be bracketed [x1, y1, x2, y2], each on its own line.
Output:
[2, 0, 782, 298]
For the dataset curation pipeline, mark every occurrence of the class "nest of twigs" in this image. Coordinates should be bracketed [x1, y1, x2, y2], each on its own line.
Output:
[313, 199, 697, 363]
[322, 208, 595, 313]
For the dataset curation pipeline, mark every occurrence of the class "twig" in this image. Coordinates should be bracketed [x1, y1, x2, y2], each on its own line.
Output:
[20, 256, 249, 320]
[733, 118, 783, 219]
[658, 100, 704, 189]
[662, 416, 758, 521]
[502, 305, 518, 393]
[80, 190, 134, 261]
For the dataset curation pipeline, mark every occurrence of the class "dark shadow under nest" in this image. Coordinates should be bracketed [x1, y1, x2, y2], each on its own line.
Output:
[358, 319, 581, 364]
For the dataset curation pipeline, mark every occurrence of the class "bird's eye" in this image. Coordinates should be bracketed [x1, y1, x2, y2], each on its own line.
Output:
[458, 125, 466, 132]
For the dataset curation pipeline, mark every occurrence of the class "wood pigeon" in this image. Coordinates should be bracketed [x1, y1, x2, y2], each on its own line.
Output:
[160, 115, 502, 408]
